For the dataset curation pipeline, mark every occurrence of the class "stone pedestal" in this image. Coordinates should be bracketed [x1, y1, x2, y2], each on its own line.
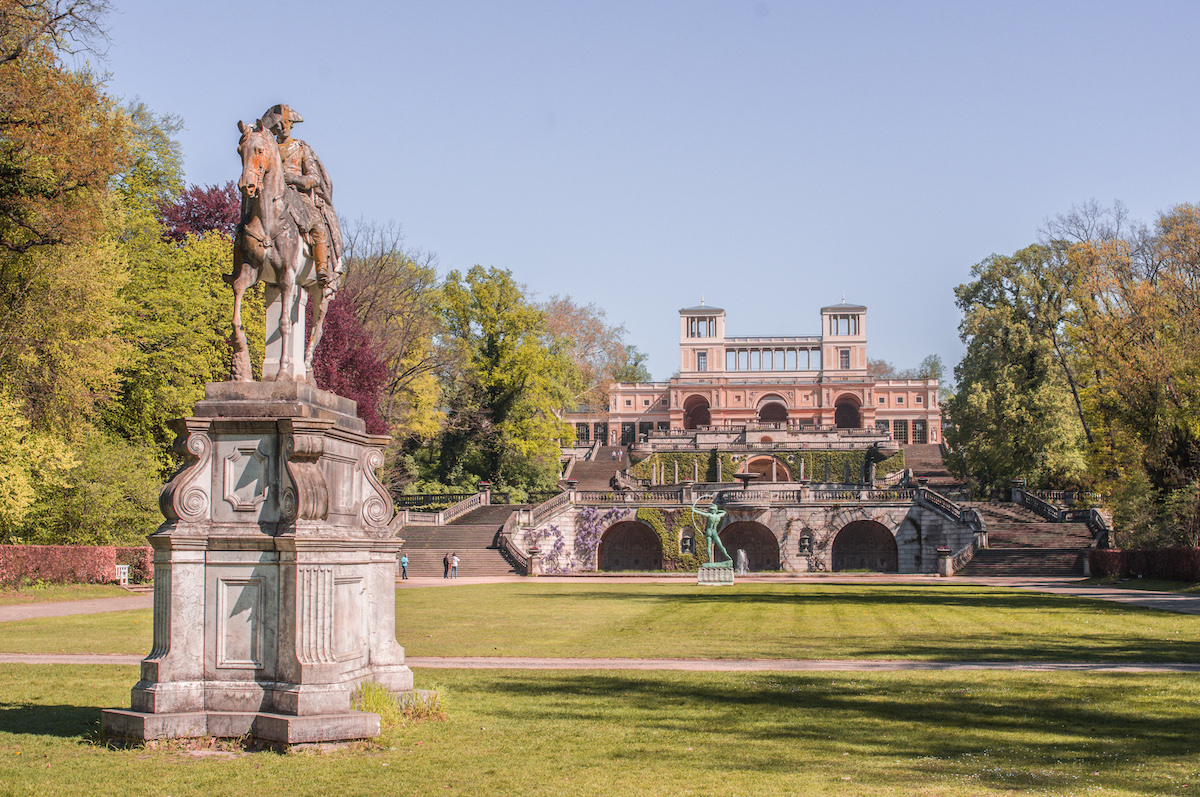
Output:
[698, 562, 734, 586]
[936, 546, 953, 577]
[102, 382, 412, 745]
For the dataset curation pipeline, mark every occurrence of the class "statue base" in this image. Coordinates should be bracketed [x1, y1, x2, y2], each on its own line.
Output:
[101, 382, 411, 745]
[698, 561, 734, 586]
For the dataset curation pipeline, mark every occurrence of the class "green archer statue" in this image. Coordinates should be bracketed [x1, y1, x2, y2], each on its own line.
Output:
[691, 493, 732, 566]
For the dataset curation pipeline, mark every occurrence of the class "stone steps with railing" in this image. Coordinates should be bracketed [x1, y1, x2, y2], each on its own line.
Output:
[396, 505, 524, 577]
[957, 548, 1087, 576]
[902, 443, 965, 489]
[956, 501, 1095, 576]
[568, 446, 629, 489]
[448, 505, 519, 526]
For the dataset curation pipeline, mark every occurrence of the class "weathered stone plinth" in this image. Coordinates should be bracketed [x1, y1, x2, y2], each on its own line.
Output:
[698, 562, 734, 586]
[102, 382, 412, 744]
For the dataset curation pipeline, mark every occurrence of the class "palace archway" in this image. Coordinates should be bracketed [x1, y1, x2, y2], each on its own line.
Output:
[834, 394, 862, 429]
[599, 521, 662, 571]
[831, 520, 897, 572]
[719, 521, 780, 571]
[683, 395, 711, 429]
[743, 455, 792, 482]
[757, 398, 788, 424]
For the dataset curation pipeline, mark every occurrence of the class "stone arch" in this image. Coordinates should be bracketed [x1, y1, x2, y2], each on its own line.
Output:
[756, 395, 788, 424]
[833, 393, 862, 429]
[683, 395, 711, 429]
[742, 455, 792, 482]
[831, 520, 897, 572]
[599, 521, 662, 571]
[719, 521, 780, 571]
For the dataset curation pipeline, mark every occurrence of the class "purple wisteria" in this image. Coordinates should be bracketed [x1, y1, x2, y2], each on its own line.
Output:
[575, 506, 627, 569]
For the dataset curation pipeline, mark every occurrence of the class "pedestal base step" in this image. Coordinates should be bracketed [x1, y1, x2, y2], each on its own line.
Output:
[698, 563, 734, 585]
[101, 708, 381, 744]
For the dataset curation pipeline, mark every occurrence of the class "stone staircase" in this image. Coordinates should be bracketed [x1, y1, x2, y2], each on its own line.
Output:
[957, 502, 1094, 576]
[902, 443, 963, 489]
[568, 446, 628, 489]
[397, 505, 522, 578]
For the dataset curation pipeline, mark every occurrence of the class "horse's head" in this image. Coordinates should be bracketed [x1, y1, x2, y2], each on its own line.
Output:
[236, 119, 275, 200]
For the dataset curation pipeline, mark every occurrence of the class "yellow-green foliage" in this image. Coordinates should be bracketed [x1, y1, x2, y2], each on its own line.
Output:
[774, 450, 905, 481]
[879, 450, 905, 475]
[629, 451, 738, 482]
[353, 681, 445, 733]
[635, 507, 707, 571]
[0, 392, 76, 540]
[631, 449, 904, 483]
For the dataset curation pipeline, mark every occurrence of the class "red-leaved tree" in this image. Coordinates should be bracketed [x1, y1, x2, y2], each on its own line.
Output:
[159, 181, 240, 242]
[311, 296, 389, 435]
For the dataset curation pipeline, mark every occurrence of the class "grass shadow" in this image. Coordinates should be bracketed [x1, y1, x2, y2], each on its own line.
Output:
[0, 701, 100, 739]
[456, 669, 1200, 792]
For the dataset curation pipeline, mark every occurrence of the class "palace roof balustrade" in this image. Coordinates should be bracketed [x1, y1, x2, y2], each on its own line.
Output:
[636, 423, 894, 453]
[514, 482, 960, 514]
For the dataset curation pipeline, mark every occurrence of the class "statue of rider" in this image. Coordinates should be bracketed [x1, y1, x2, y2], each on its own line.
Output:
[260, 104, 342, 294]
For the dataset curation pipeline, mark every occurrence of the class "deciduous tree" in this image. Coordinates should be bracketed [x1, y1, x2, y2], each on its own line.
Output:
[945, 246, 1088, 495]
[438, 265, 574, 490]
[338, 222, 443, 443]
[159, 181, 239, 242]
[541, 294, 629, 404]
[311, 295, 389, 435]
[611, 344, 651, 384]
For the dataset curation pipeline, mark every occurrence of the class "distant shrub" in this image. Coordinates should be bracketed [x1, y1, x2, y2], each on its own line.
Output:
[1089, 548, 1200, 581]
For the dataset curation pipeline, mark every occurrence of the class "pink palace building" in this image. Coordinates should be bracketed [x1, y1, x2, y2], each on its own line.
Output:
[566, 300, 942, 449]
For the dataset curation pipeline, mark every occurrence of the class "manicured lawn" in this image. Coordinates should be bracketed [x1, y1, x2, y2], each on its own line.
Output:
[4, 583, 1200, 662]
[0, 664, 1197, 796]
[0, 610, 151, 655]
[396, 582, 1200, 663]
[0, 583, 133, 606]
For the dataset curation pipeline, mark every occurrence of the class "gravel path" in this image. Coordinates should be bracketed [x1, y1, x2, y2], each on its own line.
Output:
[0, 595, 152, 623]
[1, 652, 1197, 673]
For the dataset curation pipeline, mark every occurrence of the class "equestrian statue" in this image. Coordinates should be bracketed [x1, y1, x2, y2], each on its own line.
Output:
[226, 104, 345, 382]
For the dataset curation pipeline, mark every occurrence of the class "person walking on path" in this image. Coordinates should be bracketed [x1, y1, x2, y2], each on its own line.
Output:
[451, 553, 460, 578]
[400, 553, 408, 580]
[443, 553, 450, 579]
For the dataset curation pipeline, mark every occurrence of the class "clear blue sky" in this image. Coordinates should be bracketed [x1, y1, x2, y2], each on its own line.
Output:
[98, 0, 1200, 382]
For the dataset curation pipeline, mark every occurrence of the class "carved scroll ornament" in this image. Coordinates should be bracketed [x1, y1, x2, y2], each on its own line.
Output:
[280, 427, 329, 522]
[160, 419, 214, 523]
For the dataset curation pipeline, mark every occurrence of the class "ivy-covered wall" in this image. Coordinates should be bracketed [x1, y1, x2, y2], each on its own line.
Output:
[634, 507, 708, 571]
[630, 449, 905, 483]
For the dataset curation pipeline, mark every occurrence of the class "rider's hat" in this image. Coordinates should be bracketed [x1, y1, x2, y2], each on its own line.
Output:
[262, 104, 303, 131]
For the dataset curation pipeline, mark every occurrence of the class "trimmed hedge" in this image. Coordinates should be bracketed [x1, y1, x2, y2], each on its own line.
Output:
[1089, 548, 1200, 582]
[0, 545, 115, 586]
[0, 544, 154, 587]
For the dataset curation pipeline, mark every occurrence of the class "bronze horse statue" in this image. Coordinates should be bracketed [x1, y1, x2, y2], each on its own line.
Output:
[226, 119, 337, 382]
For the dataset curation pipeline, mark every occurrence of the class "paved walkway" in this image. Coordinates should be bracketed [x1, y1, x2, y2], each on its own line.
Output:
[2, 652, 1198, 673]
